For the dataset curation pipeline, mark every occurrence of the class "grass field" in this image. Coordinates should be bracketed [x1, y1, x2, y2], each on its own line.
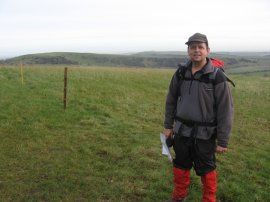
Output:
[0, 65, 269, 202]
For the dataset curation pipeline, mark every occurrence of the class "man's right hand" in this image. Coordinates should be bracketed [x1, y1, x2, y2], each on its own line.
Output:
[163, 128, 173, 138]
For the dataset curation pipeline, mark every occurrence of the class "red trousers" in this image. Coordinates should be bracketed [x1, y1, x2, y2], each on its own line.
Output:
[172, 167, 217, 202]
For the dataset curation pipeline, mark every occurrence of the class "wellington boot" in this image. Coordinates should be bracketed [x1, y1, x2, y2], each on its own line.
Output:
[201, 170, 217, 202]
[172, 167, 190, 200]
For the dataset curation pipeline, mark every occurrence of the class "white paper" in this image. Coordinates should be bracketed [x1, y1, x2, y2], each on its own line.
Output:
[160, 133, 173, 162]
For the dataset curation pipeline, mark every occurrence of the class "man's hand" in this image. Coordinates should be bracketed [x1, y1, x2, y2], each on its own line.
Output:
[216, 145, 228, 154]
[163, 128, 173, 138]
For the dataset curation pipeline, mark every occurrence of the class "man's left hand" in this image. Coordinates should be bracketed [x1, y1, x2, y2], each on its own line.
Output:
[216, 146, 227, 154]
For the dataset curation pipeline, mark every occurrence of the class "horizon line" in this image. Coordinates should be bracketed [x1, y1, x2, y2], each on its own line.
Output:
[1, 50, 270, 60]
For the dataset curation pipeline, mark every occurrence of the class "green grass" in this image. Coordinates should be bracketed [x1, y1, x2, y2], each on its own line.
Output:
[0, 65, 269, 202]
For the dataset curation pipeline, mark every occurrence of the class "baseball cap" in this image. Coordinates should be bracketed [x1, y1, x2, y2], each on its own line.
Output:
[185, 33, 208, 45]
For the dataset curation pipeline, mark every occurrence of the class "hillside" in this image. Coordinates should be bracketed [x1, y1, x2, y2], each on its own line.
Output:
[1, 51, 270, 74]
[1, 52, 185, 68]
[0, 66, 269, 201]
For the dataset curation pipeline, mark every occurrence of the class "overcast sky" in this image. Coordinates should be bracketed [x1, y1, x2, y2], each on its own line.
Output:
[1, 0, 270, 58]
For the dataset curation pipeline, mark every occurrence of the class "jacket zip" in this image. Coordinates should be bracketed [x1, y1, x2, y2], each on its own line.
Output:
[189, 73, 194, 94]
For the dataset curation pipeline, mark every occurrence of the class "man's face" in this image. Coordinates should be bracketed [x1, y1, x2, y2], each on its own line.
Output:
[188, 42, 210, 63]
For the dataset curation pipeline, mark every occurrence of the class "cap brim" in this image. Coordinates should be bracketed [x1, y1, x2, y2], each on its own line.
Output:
[185, 40, 207, 45]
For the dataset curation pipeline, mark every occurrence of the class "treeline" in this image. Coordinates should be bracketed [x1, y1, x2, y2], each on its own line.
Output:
[2, 53, 186, 68]
[0, 52, 266, 69]
[4, 56, 78, 65]
[82, 56, 186, 67]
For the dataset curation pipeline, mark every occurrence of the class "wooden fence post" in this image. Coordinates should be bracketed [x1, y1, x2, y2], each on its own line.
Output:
[64, 67, 68, 110]
[20, 62, 24, 85]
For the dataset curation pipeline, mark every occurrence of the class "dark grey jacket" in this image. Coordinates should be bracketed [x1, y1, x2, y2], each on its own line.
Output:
[164, 58, 234, 147]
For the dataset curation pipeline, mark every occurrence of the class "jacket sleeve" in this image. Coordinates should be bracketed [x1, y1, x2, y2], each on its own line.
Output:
[214, 72, 234, 147]
[164, 71, 179, 129]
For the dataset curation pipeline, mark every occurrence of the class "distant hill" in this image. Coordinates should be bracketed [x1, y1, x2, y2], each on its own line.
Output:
[1, 52, 185, 68]
[132, 51, 187, 58]
[1, 51, 270, 73]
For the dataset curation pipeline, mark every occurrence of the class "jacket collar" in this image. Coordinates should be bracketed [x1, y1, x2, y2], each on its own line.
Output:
[181, 57, 215, 75]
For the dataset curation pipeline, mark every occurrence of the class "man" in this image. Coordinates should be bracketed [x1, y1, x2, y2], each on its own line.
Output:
[163, 33, 234, 202]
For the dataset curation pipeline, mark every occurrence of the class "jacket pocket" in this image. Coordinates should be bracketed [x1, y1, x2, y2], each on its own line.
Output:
[200, 83, 215, 102]
[173, 121, 193, 137]
[173, 120, 182, 135]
